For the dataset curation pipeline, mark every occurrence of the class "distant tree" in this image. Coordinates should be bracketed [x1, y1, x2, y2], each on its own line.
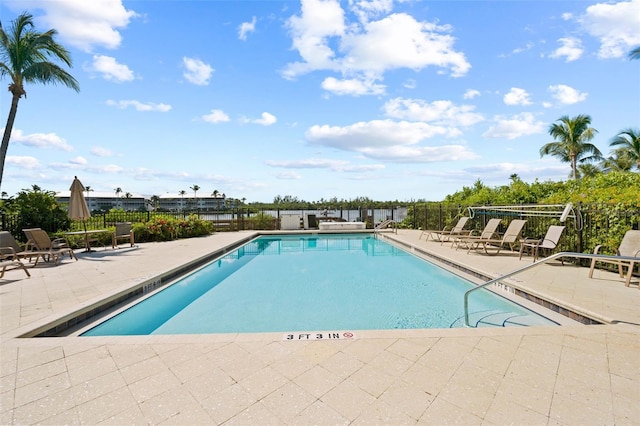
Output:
[114, 187, 122, 208]
[190, 184, 200, 209]
[609, 128, 640, 170]
[540, 114, 601, 180]
[629, 46, 640, 60]
[178, 189, 186, 211]
[0, 12, 80, 188]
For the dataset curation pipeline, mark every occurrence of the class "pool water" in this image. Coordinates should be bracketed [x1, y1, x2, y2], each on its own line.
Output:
[82, 234, 557, 336]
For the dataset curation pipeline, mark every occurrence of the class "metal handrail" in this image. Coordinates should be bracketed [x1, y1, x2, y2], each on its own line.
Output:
[464, 251, 638, 327]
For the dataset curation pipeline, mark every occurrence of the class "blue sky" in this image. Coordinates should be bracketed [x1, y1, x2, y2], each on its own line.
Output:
[1, 0, 639, 202]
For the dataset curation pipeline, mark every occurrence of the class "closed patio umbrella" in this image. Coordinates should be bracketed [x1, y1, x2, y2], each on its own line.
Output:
[69, 176, 92, 250]
[69, 176, 91, 224]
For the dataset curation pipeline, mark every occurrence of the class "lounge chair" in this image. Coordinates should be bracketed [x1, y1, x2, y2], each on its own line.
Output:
[519, 225, 566, 263]
[22, 228, 77, 265]
[589, 230, 640, 288]
[0, 231, 45, 266]
[452, 218, 502, 250]
[0, 247, 31, 278]
[112, 222, 135, 248]
[465, 219, 528, 255]
[421, 217, 471, 243]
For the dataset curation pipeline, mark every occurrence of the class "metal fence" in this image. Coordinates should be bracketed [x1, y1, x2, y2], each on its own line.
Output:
[2, 203, 638, 254]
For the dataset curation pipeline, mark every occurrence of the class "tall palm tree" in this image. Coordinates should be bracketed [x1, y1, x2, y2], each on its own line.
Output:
[178, 189, 186, 211]
[629, 46, 640, 60]
[114, 187, 122, 209]
[0, 12, 80, 188]
[609, 128, 640, 170]
[190, 184, 200, 209]
[540, 114, 601, 180]
[602, 152, 634, 172]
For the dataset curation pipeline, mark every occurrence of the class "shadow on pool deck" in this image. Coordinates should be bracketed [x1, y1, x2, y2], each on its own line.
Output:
[0, 229, 638, 425]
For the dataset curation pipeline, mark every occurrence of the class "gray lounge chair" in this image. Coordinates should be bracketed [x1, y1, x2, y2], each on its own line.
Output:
[452, 218, 502, 250]
[519, 225, 565, 263]
[465, 219, 528, 255]
[421, 216, 471, 243]
[589, 229, 640, 288]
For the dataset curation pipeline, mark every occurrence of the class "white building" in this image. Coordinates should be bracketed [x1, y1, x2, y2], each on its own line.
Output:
[55, 191, 147, 212]
[157, 193, 227, 212]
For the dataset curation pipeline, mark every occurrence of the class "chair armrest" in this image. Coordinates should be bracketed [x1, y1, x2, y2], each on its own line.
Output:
[0, 246, 17, 260]
[592, 244, 603, 255]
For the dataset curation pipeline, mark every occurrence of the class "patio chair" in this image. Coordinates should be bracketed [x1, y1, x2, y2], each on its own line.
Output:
[22, 228, 77, 265]
[112, 222, 135, 248]
[421, 216, 471, 243]
[589, 230, 640, 288]
[0, 231, 46, 266]
[519, 225, 566, 263]
[465, 219, 528, 255]
[0, 247, 31, 278]
[451, 218, 502, 250]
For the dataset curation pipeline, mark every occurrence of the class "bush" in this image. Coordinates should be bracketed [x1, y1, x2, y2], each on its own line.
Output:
[132, 215, 213, 243]
[249, 213, 276, 230]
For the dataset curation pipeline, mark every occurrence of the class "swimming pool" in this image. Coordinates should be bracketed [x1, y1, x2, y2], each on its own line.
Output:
[82, 234, 557, 336]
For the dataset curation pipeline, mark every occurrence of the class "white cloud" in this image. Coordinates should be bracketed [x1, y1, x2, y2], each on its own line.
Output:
[305, 119, 477, 163]
[9, 129, 73, 151]
[482, 112, 546, 140]
[383, 98, 484, 127]
[349, 0, 394, 23]
[579, 0, 640, 59]
[463, 89, 480, 100]
[283, 2, 470, 85]
[274, 171, 302, 180]
[91, 147, 113, 157]
[202, 109, 231, 123]
[238, 16, 257, 40]
[26, 0, 138, 52]
[548, 84, 588, 104]
[243, 112, 277, 126]
[503, 88, 532, 106]
[69, 156, 87, 165]
[106, 100, 172, 112]
[87, 55, 135, 82]
[182, 57, 214, 86]
[321, 76, 385, 95]
[6, 156, 41, 169]
[549, 37, 583, 62]
[267, 158, 386, 172]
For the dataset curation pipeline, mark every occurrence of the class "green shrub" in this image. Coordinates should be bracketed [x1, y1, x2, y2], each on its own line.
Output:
[250, 213, 276, 230]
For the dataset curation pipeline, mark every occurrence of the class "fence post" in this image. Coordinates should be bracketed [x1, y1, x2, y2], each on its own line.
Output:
[577, 202, 583, 254]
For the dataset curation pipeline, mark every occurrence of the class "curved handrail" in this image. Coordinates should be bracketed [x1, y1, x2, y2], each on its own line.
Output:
[464, 251, 638, 327]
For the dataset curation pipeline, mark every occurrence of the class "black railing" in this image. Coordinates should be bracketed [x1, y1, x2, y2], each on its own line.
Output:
[2, 203, 638, 254]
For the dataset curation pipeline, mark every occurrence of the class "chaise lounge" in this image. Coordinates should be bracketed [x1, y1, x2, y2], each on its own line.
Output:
[465, 219, 528, 255]
[589, 229, 640, 288]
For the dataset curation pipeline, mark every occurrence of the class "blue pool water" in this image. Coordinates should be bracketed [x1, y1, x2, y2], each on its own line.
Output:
[82, 234, 557, 336]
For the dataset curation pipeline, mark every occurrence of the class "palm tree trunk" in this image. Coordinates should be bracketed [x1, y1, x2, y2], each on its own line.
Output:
[570, 154, 577, 179]
[0, 93, 21, 190]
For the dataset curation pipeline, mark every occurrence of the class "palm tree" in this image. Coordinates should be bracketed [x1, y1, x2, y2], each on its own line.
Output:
[602, 152, 634, 172]
[629, 46, 640, 60]
[0, 12, 80, 188]
[575, 163, 601, 179]
[540, 114, 601, 180]
[114, 187, 122, 209]
[190, 184, 200, 209]
[150, 194, 160, 210]
[609, 128, 640, 170]
[178, 189, 186, 211]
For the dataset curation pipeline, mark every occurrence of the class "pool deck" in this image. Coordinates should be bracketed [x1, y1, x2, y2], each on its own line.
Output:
[1, 229, 638, 425]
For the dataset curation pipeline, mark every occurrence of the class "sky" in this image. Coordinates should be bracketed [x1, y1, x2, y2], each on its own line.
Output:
[1, 0, 639, 203]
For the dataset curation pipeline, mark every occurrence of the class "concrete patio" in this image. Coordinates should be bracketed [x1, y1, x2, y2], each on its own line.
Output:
[1, 229, 638, 425]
